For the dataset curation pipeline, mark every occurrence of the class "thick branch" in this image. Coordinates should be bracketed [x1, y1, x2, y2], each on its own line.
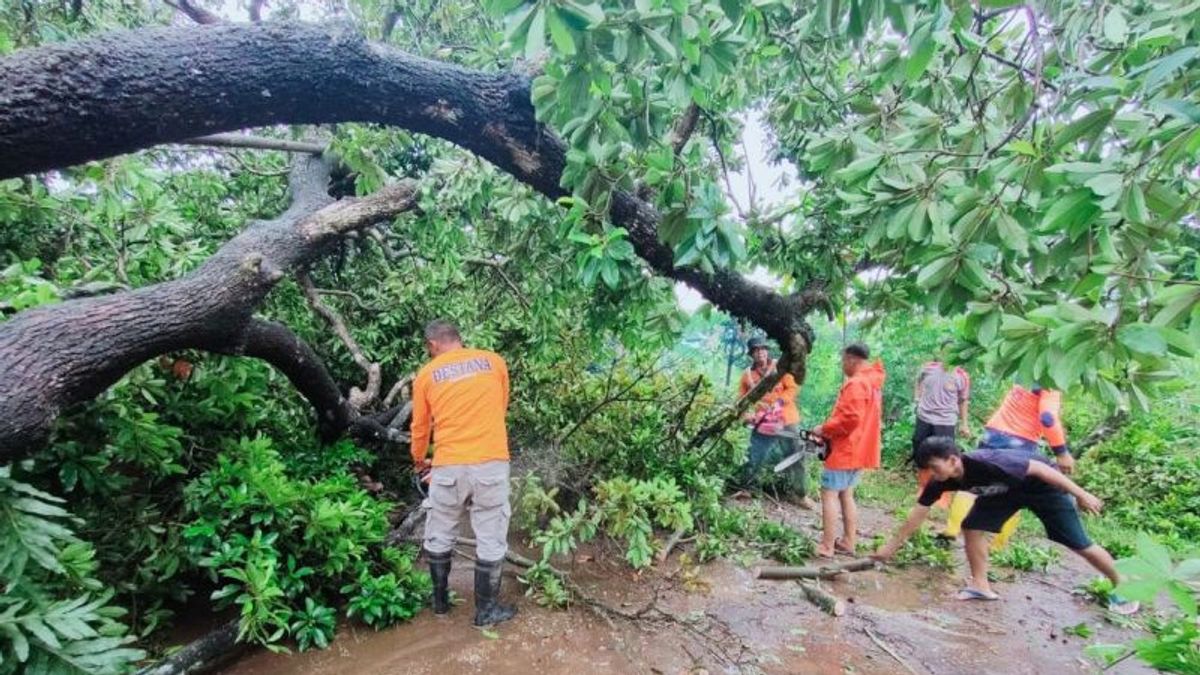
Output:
[163, 0, 221, 25]
[0, 23, 820, 433]
[0, 154, 418, 459]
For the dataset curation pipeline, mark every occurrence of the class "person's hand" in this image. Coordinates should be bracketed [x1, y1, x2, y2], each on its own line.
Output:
[958, 423, 971, 438]
[811, 424, 825, 438]
[871, 542, 898, 562]
[1056, 452, 1076, 474]
[414, 457, 431, 474]
[1077, 491, 1103, 515]
[757, 422, 781, 436]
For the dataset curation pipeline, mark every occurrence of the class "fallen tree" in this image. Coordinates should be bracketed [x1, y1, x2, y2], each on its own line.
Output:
[0, 22, 821, 460]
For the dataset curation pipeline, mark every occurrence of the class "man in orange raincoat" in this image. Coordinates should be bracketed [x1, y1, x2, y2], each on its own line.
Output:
[812, 343, 886, 558]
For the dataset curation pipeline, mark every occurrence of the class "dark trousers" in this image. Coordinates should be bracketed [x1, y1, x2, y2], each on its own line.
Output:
[912, 418, 956, 461]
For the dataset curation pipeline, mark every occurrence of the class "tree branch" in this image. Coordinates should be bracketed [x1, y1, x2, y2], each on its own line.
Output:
[0, 153, 418, 459]
[163, 0, 221, 25]
[297, 271, 382, 410]
[180, 133, 327, 155]
[670, 102, 701, 156]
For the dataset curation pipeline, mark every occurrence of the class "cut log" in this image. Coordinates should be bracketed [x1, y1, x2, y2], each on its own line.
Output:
[657, 526, 689, 563]
[137, 620, 241, 675]
[798, 580, 846, 617]
[754, 558, 877, 580]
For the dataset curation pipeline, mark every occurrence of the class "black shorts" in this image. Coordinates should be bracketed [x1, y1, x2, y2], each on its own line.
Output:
[962, 490, 1093, 551]
[912, 418, 955, 460]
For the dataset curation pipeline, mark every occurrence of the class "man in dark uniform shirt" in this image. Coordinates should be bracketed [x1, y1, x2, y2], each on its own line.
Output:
[871, 437, 1138, 614]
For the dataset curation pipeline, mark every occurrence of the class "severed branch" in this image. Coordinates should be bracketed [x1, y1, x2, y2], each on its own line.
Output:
[798, 580, 846, 616]
[755, 558, 877, 580]
[180, 133, 327, 155]
[248, 0, 266, 22]
[298, 271, 382, 410]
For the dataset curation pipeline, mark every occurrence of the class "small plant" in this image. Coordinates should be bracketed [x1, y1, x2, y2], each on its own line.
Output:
[754, 520, 814, 565]
[290, 598, 337, 651]
[874, 529, 955, 569]
[990, 540, 1061, 572]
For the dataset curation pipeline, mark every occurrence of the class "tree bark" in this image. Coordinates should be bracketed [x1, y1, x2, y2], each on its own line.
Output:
[0, 22, 823, 454]
[136, 620, 242, 675]
[0, 155, 418, 460]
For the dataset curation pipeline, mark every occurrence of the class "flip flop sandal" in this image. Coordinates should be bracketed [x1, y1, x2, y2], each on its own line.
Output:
[833, 539, 855, 556]
[955, 587, 1000, 601]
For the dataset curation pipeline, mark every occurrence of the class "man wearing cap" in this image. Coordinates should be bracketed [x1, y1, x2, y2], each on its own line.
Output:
[738, 336, 813, 508]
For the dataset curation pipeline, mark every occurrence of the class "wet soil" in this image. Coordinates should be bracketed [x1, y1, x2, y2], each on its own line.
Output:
[220, 500, 1152, 675]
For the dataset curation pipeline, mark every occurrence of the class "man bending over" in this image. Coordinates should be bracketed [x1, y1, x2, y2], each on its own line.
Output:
[872, 436, 1138, 615]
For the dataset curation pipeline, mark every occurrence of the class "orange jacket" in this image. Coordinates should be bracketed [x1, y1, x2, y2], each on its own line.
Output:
[821, 360, 886, 470]
[985, 385, 1067, 451]
[739, 362, 801, 425]
[410, 347, 510, 467]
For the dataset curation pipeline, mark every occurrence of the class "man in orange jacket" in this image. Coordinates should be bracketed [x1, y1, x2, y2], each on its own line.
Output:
[738, 336, 812, 508]
[812, 343, 886, 558]
[411, 319, 516, 626]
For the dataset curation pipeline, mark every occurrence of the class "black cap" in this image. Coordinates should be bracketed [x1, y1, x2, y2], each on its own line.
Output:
[746, 336, 769, 354]
[843, 342, 870, 359]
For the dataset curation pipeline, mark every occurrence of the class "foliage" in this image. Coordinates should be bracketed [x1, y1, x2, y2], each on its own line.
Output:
[871, 527, 954, 570]
[1086, 534, 1200, 673]
[0, 466, 144, 675]
[990, 540, 1060, 573]
[1077, 406, 1200, 552]
[184, 436, 430, 648]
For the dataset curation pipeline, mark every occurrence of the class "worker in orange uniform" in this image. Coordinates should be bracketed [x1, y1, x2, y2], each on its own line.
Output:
[411, 319, 516, 626]
[943, 383, 1073, 550]
[739, 336, 813, 508]
[812, 343, 886, 558]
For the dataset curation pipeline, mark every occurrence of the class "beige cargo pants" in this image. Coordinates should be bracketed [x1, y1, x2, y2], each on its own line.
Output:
[423, 460, 511, 562]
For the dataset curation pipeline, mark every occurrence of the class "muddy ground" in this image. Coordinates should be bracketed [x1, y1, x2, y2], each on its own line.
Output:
[221, 500, 1151, 675]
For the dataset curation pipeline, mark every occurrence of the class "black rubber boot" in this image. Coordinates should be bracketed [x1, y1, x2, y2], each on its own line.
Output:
[473, 558, 517, 627]
[427, 549, 452, 615]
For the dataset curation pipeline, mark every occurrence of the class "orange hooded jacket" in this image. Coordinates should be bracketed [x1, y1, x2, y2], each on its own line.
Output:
[821, 360, 886, 470]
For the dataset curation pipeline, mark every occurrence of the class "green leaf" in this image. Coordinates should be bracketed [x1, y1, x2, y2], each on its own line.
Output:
[1102, 7, 1127, 44]
[905, 25, 937, 83]
[644, 28, 677, 61]
[1084, 173, 1122, 197]
[525, 7, 547, 60]
[832, 154, 882, 184]
[1117, 324, 1168, 357]
[995, 212, 1028, 254]
[1051, 109, 1114, 152]
[1039, 189, 1097, 237]
[916, 255, 957, 289]
[546, 9, 577, 56]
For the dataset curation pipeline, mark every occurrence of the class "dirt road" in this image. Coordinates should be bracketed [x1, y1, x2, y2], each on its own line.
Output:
[221, 501, 1150, 675]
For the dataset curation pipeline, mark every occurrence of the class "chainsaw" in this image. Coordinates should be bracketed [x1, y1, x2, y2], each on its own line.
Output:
[771, 428, 829, 473]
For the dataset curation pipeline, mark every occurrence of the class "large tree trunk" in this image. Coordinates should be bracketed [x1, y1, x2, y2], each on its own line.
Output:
[0, 22, 823, 457]
[0, 155, 418, 459]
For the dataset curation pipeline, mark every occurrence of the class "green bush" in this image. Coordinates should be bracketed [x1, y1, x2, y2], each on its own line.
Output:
[1077, 411, 1200, 552]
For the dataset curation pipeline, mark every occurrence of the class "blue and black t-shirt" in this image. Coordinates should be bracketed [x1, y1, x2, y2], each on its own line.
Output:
[918, 449, 1059, 506]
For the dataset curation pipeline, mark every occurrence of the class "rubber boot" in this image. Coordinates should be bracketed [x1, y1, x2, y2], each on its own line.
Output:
[989, 512, 1021, 552]
[473, 558, 517, 627]
[427, 549, 452, 615]
[942, 491, 975, 538]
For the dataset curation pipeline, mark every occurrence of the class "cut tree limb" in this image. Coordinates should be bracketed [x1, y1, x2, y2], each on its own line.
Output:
[755, 558, 877, 580]
[798, 580, 846, 616]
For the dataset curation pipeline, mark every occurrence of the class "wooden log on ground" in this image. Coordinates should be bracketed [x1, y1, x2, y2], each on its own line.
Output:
[657, 526, 689, 563]
[754, 558, 876, 580]
[798, 580, 846, 616]
[137, 620, 241, 675]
